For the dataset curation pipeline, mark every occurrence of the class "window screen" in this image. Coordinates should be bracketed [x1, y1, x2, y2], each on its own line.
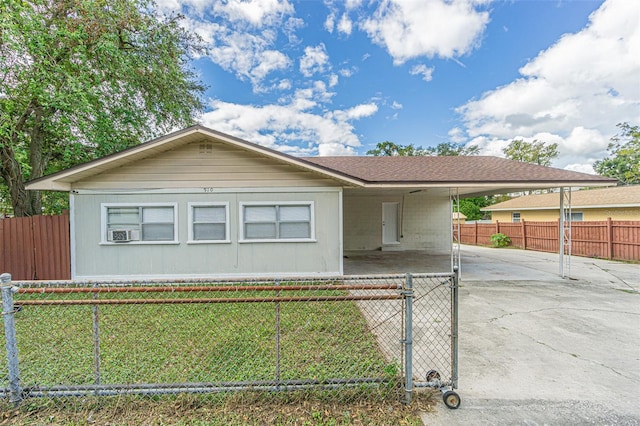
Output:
[191, 205, 227, 241]
[243, 204, 312, 240]
[106, 205, 175, 242]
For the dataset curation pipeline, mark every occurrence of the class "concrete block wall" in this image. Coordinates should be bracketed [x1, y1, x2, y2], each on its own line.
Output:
[343, 192, 452, 253]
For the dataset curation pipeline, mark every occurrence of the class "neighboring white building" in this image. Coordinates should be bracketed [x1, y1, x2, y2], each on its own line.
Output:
[26, 126, 614, 279]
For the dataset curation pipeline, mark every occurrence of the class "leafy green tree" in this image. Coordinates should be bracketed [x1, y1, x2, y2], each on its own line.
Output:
[1, 0, 206, 216]
[424, 141, 479, 156]
[366, 141, 427, 156]
[593, 123, 639, 185]
[456, 197, 492, 221]
[502, 139, 558, 166]
[367, 140, 478, 157]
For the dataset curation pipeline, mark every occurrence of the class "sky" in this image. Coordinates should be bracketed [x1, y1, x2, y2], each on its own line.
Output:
[155, 0, 640, 174]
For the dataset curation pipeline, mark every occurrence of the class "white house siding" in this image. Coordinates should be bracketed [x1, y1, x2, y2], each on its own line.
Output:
[72, 189, 342, 279]
[74, 140, 339, 190]
[343, 192, 451, 253]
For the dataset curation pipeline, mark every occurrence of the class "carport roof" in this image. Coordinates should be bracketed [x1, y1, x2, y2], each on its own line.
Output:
[303, 156, 614, 186]
[26, 125, 616, 194]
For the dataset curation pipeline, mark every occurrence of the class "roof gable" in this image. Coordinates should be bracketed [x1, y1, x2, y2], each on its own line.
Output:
[26, 125, 616, 193]
[26, 126, 362, 190]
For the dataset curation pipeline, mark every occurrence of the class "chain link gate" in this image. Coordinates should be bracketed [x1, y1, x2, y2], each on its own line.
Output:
[2, 271, 459, 408]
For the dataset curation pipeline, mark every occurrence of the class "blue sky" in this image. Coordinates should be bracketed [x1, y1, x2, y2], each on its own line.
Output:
[157, 0, 639, 173]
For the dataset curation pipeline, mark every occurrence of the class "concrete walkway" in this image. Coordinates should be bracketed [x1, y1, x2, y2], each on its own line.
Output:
[424, 245, 640, 425]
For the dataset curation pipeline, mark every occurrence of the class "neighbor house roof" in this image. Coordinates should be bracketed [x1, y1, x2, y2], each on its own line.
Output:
[482, 186, 640, 211]
[26, 125, 616, 195]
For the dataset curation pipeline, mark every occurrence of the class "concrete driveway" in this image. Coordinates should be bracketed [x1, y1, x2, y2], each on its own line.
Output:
[424, 245, 640, 425]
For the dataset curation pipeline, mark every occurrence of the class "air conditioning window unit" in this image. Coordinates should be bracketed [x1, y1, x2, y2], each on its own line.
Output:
[108, 229, 140, 242]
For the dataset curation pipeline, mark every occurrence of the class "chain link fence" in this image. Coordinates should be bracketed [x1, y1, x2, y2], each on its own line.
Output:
[1, 272, 458, 407]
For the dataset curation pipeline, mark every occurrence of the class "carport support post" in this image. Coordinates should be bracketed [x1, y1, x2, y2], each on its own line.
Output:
[452, 267, 459, 390]
[403, 273, 414, 405]
[1, 273, 22, 405]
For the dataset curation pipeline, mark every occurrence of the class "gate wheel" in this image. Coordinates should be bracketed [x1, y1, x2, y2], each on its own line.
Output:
[425, 370, 441, 382]
[443, 391, 461, 409]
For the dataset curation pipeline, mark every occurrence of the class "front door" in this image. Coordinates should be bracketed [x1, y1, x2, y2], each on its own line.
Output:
[382, 202, 400, 245]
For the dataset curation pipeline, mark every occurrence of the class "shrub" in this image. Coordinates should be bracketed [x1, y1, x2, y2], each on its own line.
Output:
[490, 233, 511, 248]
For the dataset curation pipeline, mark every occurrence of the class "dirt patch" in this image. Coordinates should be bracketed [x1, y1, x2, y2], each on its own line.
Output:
[1, 389, 435, 425]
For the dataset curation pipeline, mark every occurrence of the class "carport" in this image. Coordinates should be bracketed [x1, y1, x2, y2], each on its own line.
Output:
[305, 155, 616, 277]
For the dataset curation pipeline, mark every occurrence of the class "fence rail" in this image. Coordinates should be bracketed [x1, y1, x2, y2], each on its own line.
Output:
[455, 219, 640, 261]
[1, 272, 460, 407]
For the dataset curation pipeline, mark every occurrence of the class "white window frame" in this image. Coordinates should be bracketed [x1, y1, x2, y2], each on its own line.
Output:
[512, 212, 521, 223]
[101, 202, 179, 245]
[187, 202, 231, 244]
[239, 201, 315, 243]
[564, 211, 584, 222]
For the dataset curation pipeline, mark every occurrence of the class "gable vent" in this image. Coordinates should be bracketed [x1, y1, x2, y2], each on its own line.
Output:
[199, 143, 213, 154]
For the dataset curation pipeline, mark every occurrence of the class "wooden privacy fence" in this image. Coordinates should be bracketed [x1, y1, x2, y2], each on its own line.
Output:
[0, 212, 70, 280]
[454, 219, 640, 262]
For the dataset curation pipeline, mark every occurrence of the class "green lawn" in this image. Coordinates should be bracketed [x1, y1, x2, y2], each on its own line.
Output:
[2, 286, 398, 391]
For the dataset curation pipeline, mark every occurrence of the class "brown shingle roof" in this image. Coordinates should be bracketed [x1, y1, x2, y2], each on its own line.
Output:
[303, 156, 615, 184]
[483, 186, 640, 211]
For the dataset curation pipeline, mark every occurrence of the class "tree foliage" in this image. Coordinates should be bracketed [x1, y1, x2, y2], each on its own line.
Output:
[593, 123, 639, 185]
[366, 141, 478, 157]
[424, 141, 479, 156]
[502, 139, 558, 166]
[0, 0, 206, 216]
[366, 141, 426, 156]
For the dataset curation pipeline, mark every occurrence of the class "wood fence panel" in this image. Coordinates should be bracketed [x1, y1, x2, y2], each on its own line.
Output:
[495, 223, 523, 248]
[571, 221, 608, 259]
[455, 219, 639, 261]
[0, 216, 34, 280]
[0, 212, 70, 280]
[476, 224, 495, 246]
[612, 221, 640, 262]
[522, 221, 558, 253]
[32, 213, 71, 280]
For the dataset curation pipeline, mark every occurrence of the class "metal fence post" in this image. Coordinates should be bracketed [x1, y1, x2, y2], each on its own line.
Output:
[451, 267, 459, 390]
[1, 273, 22, 405]
[275, 279, 281, 386]
[92, 282, 101, 387]
[403, 273, 413, 404]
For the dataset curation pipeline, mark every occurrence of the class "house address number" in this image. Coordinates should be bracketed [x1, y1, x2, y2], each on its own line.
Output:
[203, 187, 216, 193]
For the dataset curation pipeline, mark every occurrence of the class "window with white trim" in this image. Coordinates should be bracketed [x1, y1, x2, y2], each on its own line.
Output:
[564, 211, 584, 222]
[103, 203, 177, 243]
[512, 212, 521, 223]
[240, 202, 314, 241]
[188, 202, 230, 243]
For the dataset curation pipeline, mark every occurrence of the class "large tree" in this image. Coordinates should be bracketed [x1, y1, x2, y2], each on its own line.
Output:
[593, 123, 639, 185]
[502, 139, 558, 166]
[1, 0, 205, 216]
[366, 141, 478, 157]
[424, 141, 479, 156]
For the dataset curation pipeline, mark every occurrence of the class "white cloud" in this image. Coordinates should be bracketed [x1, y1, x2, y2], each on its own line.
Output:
[328, 74, 339, 87]
[158, 1, 297, 92]
[324, 12, 336, 33]
[200, 98, 378, 156]
[212, 0, 294, 27]
[337, 13, 353, 35]
[361, 0, 490, 65]
[391, 101, 403, 110]
[300, 44, 331, 77]
[409, 64, 434, 82]
[448, 127, 466, 144]
[206, 29, 292, 91]
[338, 67, 356, 77]
[456, 0, 640, 171]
